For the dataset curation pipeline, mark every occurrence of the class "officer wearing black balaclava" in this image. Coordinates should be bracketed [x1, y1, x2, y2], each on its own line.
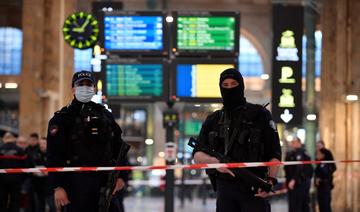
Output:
[46, 70, 129, 212]
[193, 68, 281, 212]
[219, 68, 246, 109]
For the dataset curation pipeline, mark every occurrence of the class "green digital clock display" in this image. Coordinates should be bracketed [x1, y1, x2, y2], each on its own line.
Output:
[62, 12, 99, 49]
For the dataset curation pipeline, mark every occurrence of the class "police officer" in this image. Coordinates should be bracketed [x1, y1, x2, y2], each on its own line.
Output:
[46, 70, 128, 212]
[284, 137, 313, 212]
[315, 148, 336, 212]
[0, 132, 29, 212]
[193, 68, 281, 212]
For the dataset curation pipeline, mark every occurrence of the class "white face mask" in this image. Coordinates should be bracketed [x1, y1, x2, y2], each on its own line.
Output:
[74, 86, 95, 103]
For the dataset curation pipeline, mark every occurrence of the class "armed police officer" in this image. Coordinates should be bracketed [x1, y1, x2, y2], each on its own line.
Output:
[193, 68, 281, 212]
[46, 71, 128, 212]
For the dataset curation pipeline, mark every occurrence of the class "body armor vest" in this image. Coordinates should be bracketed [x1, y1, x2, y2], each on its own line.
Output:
[209, 104, 265, 163]
[61, 103, 114, 166]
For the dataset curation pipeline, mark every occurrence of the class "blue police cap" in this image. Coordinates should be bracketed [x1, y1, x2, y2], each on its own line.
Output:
[72, 70, 95, 87]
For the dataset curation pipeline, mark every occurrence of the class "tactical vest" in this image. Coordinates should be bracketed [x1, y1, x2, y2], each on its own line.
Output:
[60, 103, 114, 167]
[208, 103, 266, 163]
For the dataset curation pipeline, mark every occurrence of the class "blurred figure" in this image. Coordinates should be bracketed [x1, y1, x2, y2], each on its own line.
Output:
[30, 137, 56, 212]
[284, 137, 313, 212]
[0, 132, 28, 212]
[16, 136, 29, 150]
[315, 148, 336, 212]
[25, 133, 40, 212]
[2, 132, 16, 143]
[316, 140, 334, 160]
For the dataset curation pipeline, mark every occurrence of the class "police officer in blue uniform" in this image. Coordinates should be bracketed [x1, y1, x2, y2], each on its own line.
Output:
[284, 138, 313, 212]
[193, 68, 281, 212]
[46, 71, 128, 212]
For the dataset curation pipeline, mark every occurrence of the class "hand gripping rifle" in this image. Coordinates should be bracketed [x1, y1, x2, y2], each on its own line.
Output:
[188, 137, 273, 193]
[98, 141, 130, 212]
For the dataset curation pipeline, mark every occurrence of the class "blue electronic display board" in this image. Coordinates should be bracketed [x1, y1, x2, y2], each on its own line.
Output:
[104, 16, 163, 51]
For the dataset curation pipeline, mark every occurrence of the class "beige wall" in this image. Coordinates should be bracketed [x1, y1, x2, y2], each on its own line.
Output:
[19, 0, 75, 137]
[320, 0, 360, 211]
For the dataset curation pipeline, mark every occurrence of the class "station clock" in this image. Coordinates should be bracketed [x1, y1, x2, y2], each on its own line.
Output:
[62, 12, 99, 49]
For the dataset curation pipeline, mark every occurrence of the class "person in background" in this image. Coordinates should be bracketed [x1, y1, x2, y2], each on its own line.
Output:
[0, 132, 28, 212]
[2, 132, 16, 144]
[24, 133, 40, 212]
[16, 136, 29, 150]
[315, 148, 336, 212]
[316, 140, 334, 160]
[29, 137, 56, 212]
[284, 137, 314, 212]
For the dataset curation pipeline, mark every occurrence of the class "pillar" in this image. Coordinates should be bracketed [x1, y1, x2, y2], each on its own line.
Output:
[20, 0, 75, 137]
[320, 0, 360, 211]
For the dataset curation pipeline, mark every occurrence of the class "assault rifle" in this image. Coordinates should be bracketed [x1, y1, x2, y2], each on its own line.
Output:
[98, 141, 130, 212]
[188, 137, 273, 192]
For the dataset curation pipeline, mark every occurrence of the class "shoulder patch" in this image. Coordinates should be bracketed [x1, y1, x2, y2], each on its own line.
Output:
[49, 125, 59, 136]
[269, 120, 278, 132]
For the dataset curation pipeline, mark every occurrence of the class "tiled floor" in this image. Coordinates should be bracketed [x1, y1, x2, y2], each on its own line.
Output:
[124, 196, 288, 212]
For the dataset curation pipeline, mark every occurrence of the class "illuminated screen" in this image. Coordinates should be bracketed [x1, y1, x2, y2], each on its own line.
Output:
[104, 16, 163, 50]
[184, 120, 202, 136]
[176, 64, 235, 98]
[177, 16, 235, 50]
[106, 64, 163, 97]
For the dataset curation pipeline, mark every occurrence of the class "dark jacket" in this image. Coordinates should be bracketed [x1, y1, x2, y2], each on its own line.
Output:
[46, 99, 127, 190]
[284, 148, 313, 186]
[193, 102, 281, 180]
[0, 142, 29, 183]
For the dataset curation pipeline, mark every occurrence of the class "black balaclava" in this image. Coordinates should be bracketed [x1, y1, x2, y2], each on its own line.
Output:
[219, 68, 246, 109]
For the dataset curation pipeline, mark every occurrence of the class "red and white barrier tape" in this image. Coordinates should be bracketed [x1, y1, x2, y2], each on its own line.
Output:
[0, 160, 359, 174]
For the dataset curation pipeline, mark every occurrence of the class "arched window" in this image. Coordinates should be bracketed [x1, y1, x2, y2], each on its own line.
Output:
[302, 30, 322, 77]
[74, 48, 92, 72]
[0, 27, 22, 75]
[239, 36, 265, 77]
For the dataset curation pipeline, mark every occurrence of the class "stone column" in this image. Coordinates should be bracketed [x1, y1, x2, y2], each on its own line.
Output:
[20, 0, 75, 137]
[320, 0, 360, 211]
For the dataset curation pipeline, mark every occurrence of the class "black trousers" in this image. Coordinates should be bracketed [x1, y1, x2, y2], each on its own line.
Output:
[317, 184, 332, 212]
[62, 173, 123, 212]
[216, 179, 270, 212]
[288, 185, 310, 212]
[0, 181, 22, 212]
[63, 173, 105, 212]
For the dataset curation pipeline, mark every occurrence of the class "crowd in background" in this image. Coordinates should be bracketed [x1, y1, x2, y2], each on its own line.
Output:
[0, 132, 56, 212]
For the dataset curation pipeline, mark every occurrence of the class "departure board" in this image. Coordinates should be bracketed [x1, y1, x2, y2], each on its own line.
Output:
[177, 16, 235, 50]
[104, 16, 163, 50]
[106, 64, 163, 97]
[176, 63, 235, 98]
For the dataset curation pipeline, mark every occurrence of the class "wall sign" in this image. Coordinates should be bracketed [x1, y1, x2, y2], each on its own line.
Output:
[271, 5, 303, 125]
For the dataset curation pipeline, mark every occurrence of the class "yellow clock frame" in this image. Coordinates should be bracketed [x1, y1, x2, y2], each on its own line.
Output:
[62, 12, 99, 49]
